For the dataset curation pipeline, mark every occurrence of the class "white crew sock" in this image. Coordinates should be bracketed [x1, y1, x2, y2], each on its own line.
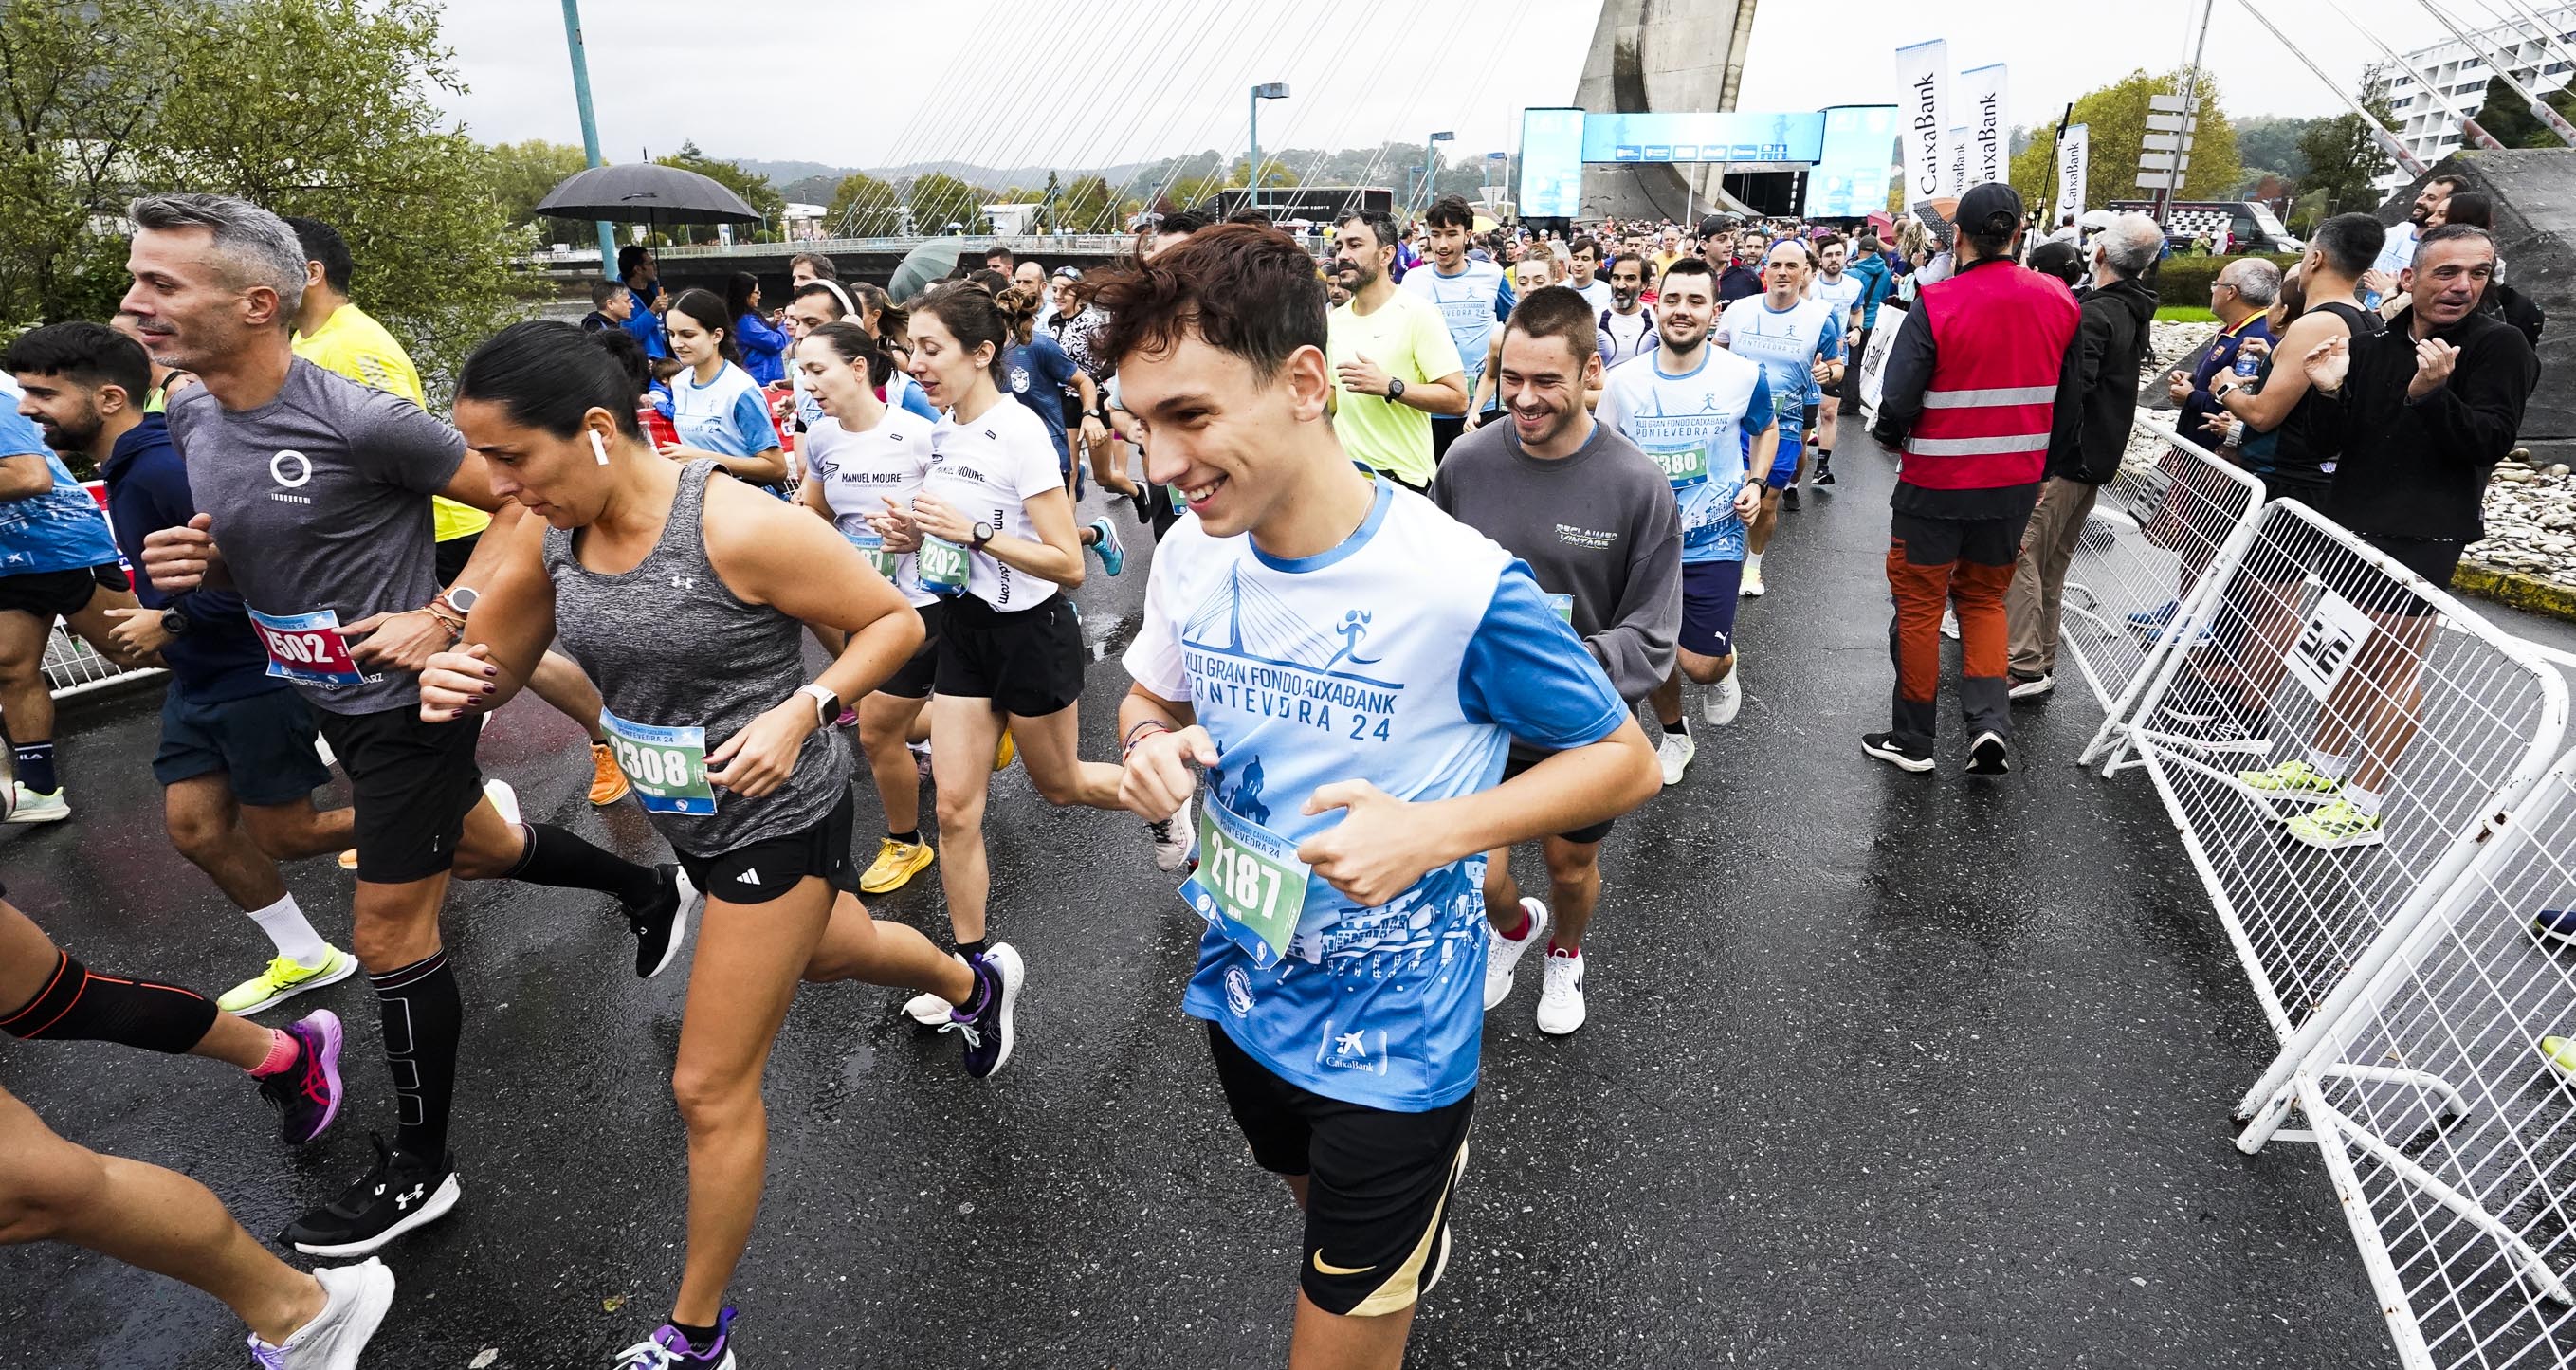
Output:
[245, 894, 331, 967]
[2342, 783, 2385, 817]
[2307, 748, 2353, 780]
[1746, 552, 1764, 577]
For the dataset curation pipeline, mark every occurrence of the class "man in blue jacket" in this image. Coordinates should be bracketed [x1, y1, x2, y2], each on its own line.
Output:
[2167, 257, 2280, 451]
[5, 322, 358, 1015]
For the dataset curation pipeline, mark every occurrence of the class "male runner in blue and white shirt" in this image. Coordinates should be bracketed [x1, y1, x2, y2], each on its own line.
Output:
[1402, 195, 1515, 461]
[1718, 240, 1841, 596]
[1099, 224, 1659, 1368]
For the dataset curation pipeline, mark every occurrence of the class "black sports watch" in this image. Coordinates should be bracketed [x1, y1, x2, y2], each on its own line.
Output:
[1385, 377, 1407, 403]
[970, 521, 997, 549]
[160, 606, 190, 636]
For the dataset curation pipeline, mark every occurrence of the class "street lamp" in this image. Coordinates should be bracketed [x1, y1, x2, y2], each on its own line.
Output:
[1249, 82, 1290, 218]
[1421, 131, 1455, 219]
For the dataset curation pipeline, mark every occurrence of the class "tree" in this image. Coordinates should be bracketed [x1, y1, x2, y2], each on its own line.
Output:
[654, 141, 786, 244]
[906, 172, 987, 232]
[2292, 94, 2396, 229]
[2233, 115, 2317, 181]
[1058, 175, 1115, 232]
[827, 171, 900, 237]
[484, 138, 595, 245]
[2472, 75, 2576, 149]
[2008, 67, 2245, 210]
[0, 0, 532, 391]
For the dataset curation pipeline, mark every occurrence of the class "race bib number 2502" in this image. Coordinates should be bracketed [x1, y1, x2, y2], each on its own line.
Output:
[247, 608, 366, 687]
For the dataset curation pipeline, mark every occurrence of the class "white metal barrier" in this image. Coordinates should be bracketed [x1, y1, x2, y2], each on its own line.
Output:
[2283, 741, 2576, 1368]
[2062, 415, 2267, 771]
[2112, 500, 2567, 1116]
[42, 622, 162, 700]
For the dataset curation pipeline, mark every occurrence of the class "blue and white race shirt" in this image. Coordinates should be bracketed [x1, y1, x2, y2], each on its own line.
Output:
[1718, 294, 1841, 439]
[1808, 271, 1865, 338]
[665, 360, 775, 460]
[1400, 262, 1515, 407]
[1124, 478, 1627, 1111]
[1595, 350, 1773, 565]
[0, 376, 118, 575]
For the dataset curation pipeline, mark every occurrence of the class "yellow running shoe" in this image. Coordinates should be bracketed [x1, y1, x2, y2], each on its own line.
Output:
[994, 726, 1016, 772]
[859, 836, 936, 894]
[2541, 1035, 2576, 1086]
[2236, 758, 2343, 797]
[217, 947, 357, 1015]
[588, 740, 631, 806]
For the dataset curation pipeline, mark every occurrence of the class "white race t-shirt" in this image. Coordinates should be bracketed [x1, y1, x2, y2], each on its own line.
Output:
[1807, 271, 1865, 334]
[804, 406, 938, 607]
[1596, 307, 1657, 370]
[1571, 278, 1616, 315]
[919, 397, 1066, 612]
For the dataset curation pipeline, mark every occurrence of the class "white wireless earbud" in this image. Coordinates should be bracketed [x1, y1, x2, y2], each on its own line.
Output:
[590, 429, 611, 466]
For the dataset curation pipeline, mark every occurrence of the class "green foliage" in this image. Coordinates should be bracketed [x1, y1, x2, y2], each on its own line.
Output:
[905, 173, 990, 233]
[653, 141, 786, 244]
[2472, 75, 2576, 149]
[484, 138, 596, 247]
[1057, 175, 1116, 233]
[0, 0, 532, 393]
[2292, 94, 2395, 229]
[2147, 252, 2299, 304]
[2232, 116, 2317, 181]
[826, 171, 900, 236]
[2009, 67, 2244, 210]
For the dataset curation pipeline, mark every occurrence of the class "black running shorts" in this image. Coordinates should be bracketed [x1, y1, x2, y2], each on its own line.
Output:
[935, 593, 1083, 718]
[0, 562, 128, 620]
[1205, 1022, 1474, 1318]
[877, 601, 944, 702]
[153, 686, 333, 807]
[678, 784, 861, 906]
[312, 704, 484, 885]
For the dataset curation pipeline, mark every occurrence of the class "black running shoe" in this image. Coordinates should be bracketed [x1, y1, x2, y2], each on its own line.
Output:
[1782, 485, 1802, 510]
[281, 1133, 460, 1258]
[1861, 731, 1936, 773]
[1130, 485, 1154, 525]
[630, 864, 696, 979]
[1967, 731, 2011, 776]
[942, 942, 1023, 1080]
[1813, 461, 1836, 486]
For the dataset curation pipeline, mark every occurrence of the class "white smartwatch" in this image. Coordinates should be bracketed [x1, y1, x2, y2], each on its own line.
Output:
[797, 683, 840, 730]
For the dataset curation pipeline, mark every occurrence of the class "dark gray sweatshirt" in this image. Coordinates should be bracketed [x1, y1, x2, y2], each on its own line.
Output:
[1431, 415, 1682, 706]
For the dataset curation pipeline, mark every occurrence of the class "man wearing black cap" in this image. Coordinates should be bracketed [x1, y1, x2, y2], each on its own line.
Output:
[1864, 182, 2080, 776]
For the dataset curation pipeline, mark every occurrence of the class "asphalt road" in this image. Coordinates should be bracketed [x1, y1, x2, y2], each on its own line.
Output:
[0, 434, 2456, 1368]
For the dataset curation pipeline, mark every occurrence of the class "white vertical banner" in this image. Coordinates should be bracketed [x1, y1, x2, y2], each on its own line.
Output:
[2055, 123, 2090, 225]
[1961, 64, 2008, 189]
[1895, 40, 1951, 209]
[1946, 126, 1969, 198]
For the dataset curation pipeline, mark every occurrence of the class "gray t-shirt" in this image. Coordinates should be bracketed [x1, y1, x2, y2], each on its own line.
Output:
[1431, 415, 1682, 708]
[165, 357, 466, 715]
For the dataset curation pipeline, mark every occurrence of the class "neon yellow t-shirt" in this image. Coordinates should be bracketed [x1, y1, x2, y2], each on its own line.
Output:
[1325, 289, 1466, 488]
[292, 304, 491, 543]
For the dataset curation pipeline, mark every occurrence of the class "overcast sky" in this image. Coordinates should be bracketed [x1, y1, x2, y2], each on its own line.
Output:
[432, 0, 2478, 174]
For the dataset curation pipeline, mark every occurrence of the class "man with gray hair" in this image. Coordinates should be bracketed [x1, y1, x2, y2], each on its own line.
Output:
[2005, 212, 2161, 699]
[124, 192, 692, 1260]
[2169, 255, 2281, 452]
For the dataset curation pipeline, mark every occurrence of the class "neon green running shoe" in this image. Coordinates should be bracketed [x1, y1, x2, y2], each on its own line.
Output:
[218, 947, 357, 1015]
[2284, 799, 2384, 851]
[2540, 1036, 2576, 1086]
[2236, 759, 2344, 797]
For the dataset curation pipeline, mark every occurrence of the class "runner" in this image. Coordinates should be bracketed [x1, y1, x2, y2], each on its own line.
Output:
[793, 322, 943, 895]
[126, 192, 691, 1258]
[1325, 209, 1470, 494]
[0, 882, 390, 1368]
[1720, 240, 1841, 594]
[884, 283, 1145, 1022]
[6, 321, 361, 1014]
[1597, 257, 1777, 785]
[1461, 258, 1559, 429]
[1099, 225, 1659, 1369]
[1433, 286, 1682, 1035]
[1592, 252, 1656, 375]
[994, 282, 1124, 574]
[1567, 236, 1614, 315]
[1402, 196, 1516, 460]
[782, 281, 939, 429]
[1804, 235, 1865, 488]
[421, 320, 1015, 1368]
[283, 215, 631, 814]
[0, 365, 150, 822]
[655, 288, 788, 490]
[1045, 269, 1145, 517]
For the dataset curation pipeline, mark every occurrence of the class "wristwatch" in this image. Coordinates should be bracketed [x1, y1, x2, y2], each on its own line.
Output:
[446, 586, 480, 614]
[160, 606, 190, 636]
[969, 521, 997, 550]
[797, 683, 840, 730]
[1386, 377, 1407, 403]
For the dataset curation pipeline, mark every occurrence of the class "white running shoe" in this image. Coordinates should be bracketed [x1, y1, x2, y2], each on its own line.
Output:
[1536, 950, 1587, 1035]
[904, 954, 968, 1025]
[1941, 609, 1960, 640]
[1657, 730, 1696, 786]
[1704, 665, 1743, 726]
[2008, 673, 2055, 702]
[1482, 898, 1548, 1010]
[482, 778, 521, 829]
[1146, 792, 1196, 872]
[248, 1257, 395, 1370]
[5, 784, 68, 823]
[1740, 567, 1766, 597]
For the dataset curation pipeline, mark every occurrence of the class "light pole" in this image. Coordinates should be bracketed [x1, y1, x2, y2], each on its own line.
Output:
[1420, 131, 1454, 219]
[557, 0, 617, 268]
[1249, 82, 1289, 218]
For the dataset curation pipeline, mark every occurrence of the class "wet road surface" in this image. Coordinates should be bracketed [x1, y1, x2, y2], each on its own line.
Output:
[2, 438, 2422, 1367]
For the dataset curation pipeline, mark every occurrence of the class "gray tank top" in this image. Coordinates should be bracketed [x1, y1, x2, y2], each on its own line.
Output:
[544, 461, 849, 856]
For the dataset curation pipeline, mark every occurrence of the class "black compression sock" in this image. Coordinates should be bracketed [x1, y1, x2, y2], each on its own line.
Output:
[888, 829, 920, 846]
[0, 951, 218, 1053]
[505, 823, 661, 907]
[371, 951, 461, 1161]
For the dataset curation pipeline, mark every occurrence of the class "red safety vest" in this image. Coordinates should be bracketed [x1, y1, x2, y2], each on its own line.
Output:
[1902, 260, 2079, 490]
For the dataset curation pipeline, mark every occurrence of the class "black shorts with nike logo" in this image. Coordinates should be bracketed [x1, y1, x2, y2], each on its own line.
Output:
[1205, 1021, 1475, 1316]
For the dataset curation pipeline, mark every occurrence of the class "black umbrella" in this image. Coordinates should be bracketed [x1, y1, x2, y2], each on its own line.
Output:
[535, 163, 762, 226]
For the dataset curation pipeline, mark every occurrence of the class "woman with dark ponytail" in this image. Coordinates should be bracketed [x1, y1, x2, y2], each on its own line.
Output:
[427, 320, 1015, 1370]
[655, 288, 787, 490]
